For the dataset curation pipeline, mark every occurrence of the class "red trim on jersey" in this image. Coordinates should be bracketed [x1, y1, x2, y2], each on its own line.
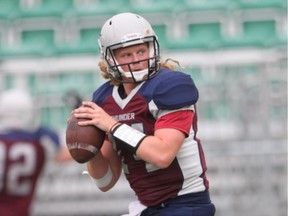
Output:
[154, 110, 193, 136]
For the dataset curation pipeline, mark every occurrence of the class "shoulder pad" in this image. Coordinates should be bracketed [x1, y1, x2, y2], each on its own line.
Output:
[149, 69, 198, 109]
[92, 81, 113, 106]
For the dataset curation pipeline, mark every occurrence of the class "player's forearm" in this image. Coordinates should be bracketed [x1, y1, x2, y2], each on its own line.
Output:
[86, 152, 117, 191]
[110, 124, 184, 169]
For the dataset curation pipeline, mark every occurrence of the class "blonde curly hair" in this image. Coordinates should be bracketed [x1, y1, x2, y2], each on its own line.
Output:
[98, 58, 180, 86]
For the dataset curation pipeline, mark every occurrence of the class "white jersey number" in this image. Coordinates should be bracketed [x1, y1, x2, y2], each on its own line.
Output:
[0, 141, 37, 196]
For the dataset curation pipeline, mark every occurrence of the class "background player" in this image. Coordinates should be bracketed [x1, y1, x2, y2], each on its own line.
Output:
[0, 88, 71, 216]
[72, 12, 216, 216]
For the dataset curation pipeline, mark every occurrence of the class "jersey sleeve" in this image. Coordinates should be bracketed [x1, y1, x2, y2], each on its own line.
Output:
[92, 81, 113, 105]
[154, 110, 193, 137]
[153, 70, 199, 110]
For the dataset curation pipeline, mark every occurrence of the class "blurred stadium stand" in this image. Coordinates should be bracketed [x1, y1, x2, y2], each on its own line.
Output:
[0, 0, 287, 215]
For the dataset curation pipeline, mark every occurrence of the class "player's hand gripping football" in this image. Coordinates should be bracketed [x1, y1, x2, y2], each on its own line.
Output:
[72, 101, 118, 133]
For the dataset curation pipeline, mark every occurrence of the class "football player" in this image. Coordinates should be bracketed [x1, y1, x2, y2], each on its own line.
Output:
[0, 88, 71, 216]
[72, 12, 216, 216]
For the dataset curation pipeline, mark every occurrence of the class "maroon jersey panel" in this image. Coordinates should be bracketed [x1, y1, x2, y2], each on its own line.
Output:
[0, 128, 60, 216]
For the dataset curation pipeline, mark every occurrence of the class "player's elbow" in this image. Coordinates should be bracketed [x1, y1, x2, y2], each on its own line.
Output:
[153, 154, 174, 169]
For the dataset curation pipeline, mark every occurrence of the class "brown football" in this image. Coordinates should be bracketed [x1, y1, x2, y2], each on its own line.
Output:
[66, 115, 106, 163]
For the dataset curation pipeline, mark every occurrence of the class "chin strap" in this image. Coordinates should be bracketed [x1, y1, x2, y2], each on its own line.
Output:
[123, 68, 149, 82]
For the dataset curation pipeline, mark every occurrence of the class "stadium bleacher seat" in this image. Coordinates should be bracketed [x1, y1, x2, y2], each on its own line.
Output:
[180, 0, 236, 12]
[0, 0, 20, 19]
[55, 27, 101, 55]
[78, 27, 100, 52]
[129, 0, 177, 14]
[0, 43, 44, 58]
[188, 22, 222, 49]
[242, 20, 279, 45]
[235, 0, 287, 9]
[166, 21, 223, 50]
[1, 73, 13, 89]
[152, 24, 169, 49]
[18, 0, 74, 18]
[22, 29, 55, 49]
[71, 0, 129, 17]
[222, 19, 283, 48]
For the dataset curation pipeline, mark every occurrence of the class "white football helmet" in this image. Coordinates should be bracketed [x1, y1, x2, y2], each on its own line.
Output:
[98, 12, 160, 83]
[0, 88, 36, 131]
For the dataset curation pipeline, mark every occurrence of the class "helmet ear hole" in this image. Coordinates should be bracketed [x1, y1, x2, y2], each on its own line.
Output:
[98, 13, 160, 83]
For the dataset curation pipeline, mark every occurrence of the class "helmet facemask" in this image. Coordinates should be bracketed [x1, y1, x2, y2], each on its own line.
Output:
[105, 36, 160, 83]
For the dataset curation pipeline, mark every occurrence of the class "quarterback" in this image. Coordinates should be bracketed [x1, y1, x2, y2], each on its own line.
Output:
[72, 12, 216, 216]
